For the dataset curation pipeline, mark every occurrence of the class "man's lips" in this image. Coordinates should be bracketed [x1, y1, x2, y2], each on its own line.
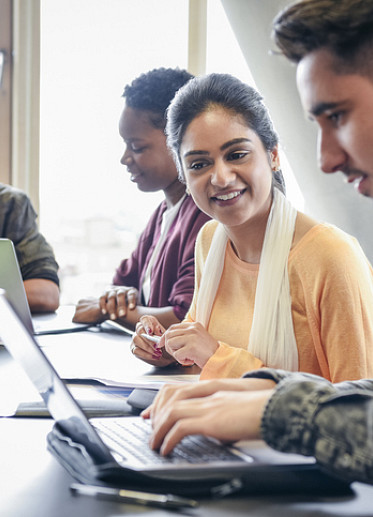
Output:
[344, 170, 370, 195]
[346, 173, 366, 184]
[342, 166, 368, 184]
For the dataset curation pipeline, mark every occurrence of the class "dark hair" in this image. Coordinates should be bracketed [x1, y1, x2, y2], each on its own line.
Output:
[166, 73, 285, 193]
[122, 67, 194, 129]
[273, 0, 373, 77]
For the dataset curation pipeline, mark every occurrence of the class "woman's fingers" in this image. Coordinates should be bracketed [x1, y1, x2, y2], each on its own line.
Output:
[98, 286, 139, 320]
[140, 314, 165, 336]
[126, 288, 138, 310]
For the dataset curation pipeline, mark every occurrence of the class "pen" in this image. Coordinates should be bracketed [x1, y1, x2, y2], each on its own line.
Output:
[141, 333, 161, 344]
[70, 483, 199, 509]
[102, 320, 135, 336]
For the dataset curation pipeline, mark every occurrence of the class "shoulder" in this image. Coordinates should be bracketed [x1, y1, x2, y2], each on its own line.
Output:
[0, 184, 36, 235]
[172, 196, 210, 241]
[298, 222, 360, 250]
[291, 221, 370, 270]
[144, 200, 167, 228]
[0, 183, 31, 207]
[179, 195, 210, 222]
[195, 220, 220, 259]
[292, 211, 318, 248]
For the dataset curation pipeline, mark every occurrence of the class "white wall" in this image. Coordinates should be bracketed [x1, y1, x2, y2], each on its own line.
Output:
[222, 0, 373, 260]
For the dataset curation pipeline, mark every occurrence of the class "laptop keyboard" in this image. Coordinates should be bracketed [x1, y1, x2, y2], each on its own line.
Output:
[93, 417, 249, 466]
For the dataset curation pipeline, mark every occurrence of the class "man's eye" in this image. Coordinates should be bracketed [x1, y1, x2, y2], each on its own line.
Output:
[131, 146, 146, 153]
[327, 112, 344, 125]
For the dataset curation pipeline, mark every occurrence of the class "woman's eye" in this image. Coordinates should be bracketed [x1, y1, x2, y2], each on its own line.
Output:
[130, 145, 146, 153]
[228, 150, 248, 161]
[188, 161, 206, 171]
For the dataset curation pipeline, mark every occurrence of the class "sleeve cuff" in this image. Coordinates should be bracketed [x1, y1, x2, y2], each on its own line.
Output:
[242, 367, 294, 384]
[260, 374, 334, 456]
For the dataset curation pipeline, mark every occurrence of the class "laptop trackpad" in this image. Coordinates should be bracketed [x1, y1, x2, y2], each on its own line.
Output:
[127, 388, 158, 414]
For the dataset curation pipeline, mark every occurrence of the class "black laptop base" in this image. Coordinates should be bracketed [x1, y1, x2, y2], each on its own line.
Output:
[47, 424, 352, 498]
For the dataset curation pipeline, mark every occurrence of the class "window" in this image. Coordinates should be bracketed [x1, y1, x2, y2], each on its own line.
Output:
[39, 0, 189, 303]
[39, 0, 303, 304]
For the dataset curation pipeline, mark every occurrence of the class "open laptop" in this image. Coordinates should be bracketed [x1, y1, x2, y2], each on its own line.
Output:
[0, 239, 91, 335]
[0, 290, 351, 497]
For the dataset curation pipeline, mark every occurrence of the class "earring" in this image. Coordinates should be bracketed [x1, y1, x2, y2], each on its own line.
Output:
[185, 186, 191, 195]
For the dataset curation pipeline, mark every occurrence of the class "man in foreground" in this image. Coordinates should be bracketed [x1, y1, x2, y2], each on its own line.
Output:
[143, 0, 373, 485]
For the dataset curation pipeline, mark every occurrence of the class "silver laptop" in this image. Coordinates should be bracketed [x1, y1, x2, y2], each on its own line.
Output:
[0, 239, 90, 335]
[0, 289, 351, 496]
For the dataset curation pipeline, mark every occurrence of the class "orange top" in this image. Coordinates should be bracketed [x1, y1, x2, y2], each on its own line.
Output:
[186, 220, 373, 382]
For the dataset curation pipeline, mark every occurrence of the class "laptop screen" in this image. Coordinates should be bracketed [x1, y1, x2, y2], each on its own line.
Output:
[0, 239, 34, 333]
[0, 290, 113, 464]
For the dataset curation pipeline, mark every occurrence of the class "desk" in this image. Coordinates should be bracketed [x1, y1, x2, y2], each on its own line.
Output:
[1, 326, 373, 516]
[1, 418, 373, 517]
[0, 322, 200, 414]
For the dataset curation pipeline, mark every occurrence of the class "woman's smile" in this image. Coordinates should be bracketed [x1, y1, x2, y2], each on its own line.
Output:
[210, 188, 246, 206]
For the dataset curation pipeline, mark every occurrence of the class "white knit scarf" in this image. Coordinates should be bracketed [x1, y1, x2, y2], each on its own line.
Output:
[195, 188, 299, 371]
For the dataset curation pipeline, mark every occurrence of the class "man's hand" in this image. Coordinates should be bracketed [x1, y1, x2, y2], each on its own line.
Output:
[145, 383, 275, 456]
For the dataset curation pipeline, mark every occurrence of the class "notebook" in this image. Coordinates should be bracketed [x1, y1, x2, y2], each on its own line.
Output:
[0, 290, 351, 497]
[0, 238, 90, 335]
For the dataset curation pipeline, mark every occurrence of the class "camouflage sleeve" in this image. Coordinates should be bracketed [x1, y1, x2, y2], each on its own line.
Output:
[255, 371, 373, 484]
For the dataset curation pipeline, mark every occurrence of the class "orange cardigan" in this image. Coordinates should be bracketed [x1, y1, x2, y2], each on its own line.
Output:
[186, 220, 373, 382]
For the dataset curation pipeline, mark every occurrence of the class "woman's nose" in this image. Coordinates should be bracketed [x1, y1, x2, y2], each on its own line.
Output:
[121, 149, 133, 166]
[210, 161, 236, 186]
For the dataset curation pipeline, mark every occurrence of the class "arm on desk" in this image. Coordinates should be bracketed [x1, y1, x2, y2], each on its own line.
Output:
[73, 296, 179, 331]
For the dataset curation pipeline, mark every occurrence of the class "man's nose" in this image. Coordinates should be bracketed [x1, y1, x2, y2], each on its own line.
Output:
[318, 130, 346, 174]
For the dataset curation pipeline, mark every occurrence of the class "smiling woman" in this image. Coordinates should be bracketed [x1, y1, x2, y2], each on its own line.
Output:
[132, 73, 373, 385]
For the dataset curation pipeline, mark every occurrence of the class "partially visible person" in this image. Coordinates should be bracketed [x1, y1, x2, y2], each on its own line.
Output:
[142, 0, 373, 486]
[0, 182, 59, 312]
[73, 68, 210, 334]
[132, 72, 373, 383]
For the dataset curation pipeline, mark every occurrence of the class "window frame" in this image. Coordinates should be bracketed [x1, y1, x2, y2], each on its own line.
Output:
[0, 0, 12, 185]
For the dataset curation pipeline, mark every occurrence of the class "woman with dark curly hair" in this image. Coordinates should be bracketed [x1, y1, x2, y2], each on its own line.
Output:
[73, 68, 210, 334]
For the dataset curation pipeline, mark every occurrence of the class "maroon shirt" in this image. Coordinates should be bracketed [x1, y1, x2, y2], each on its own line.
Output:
[113, 195, 210, 320]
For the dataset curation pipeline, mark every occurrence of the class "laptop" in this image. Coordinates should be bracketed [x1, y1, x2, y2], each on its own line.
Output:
[0, 290, 351, 497]
[0, 238, 90, 335]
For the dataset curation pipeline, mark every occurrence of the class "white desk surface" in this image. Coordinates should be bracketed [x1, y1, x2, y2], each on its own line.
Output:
[1, 311, 373, 516]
